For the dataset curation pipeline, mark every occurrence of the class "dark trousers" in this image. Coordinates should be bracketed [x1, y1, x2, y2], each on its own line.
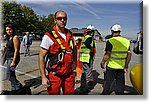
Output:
[24, 45, 30, 56]
[80, 58, 94, 94]
[102, 68, 125, 95]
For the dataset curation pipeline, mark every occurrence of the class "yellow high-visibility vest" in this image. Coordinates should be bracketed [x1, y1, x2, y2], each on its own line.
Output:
[80, 35, 94, 63]
[107, 36, 130, 69]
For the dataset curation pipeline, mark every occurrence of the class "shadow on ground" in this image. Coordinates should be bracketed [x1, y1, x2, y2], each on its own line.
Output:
[75, 70, 139, 95]
[24, 77, 42, 89]
[20, 49, 39, 57]
[24, 70, 138, 95]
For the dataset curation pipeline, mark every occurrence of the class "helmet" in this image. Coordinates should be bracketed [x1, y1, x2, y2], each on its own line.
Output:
[87, 25, 95, 30]
[111, 24, 121, 31]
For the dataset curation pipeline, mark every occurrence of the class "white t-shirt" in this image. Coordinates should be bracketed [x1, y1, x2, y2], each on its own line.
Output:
[40, 31, 75, 50]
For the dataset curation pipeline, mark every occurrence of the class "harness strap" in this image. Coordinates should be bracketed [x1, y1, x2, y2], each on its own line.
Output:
[68, 37, 73, 50]
[45, 30, 74, 68]
[51, 31, 66, 52]
[51, 30, 74, 52]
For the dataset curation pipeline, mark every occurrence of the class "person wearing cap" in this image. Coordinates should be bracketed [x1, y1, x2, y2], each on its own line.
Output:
[100, 24, 132, 95]
[79, 25, 96, 94]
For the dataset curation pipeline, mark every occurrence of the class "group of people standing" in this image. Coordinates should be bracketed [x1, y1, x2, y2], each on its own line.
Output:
[2, 10, 131, 95]
[39, 10, 131, 95]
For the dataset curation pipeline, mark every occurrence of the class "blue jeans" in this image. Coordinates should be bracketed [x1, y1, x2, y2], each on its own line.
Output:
[6, 58, 22, 91]
[24, 45, 30, 56]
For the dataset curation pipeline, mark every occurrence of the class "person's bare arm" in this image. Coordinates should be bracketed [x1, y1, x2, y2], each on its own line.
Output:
[11, 36, 19, 67]
[1, 43, 6, 65]
[124, 51, 132, 73]
[38, 47, 50, 87]
[100, 51, 111, 69]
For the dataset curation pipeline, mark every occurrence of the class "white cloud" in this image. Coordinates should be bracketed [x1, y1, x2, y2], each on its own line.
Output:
[69, 1, 102, 19]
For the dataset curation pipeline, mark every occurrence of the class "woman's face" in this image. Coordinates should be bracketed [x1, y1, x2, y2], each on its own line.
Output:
[6, 27, 13, 36]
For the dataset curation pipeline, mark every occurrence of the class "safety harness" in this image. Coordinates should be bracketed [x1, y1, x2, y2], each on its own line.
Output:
[44, 28, 74, 75]
[51, 30, 74, 53]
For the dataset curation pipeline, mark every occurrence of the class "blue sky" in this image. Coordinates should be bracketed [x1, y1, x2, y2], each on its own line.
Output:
[16, 0, 142, 40]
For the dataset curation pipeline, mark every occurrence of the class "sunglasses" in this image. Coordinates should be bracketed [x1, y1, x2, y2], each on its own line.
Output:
[56, 17, 67, 21]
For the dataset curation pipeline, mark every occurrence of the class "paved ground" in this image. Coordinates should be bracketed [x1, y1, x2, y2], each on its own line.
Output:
[0, 40, 142, 95]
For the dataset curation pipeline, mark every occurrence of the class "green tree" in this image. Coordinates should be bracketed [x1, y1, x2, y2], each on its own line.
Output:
[21, 5, 39, 33]
[2, 1, 55, 37]
[2, 1, 24, 35]
[2, 1, 39, 35]
[37, 14, 55, 36]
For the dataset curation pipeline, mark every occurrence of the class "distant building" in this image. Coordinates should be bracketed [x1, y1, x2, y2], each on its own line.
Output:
[70, 28, 85, 36]
[94, 29, 102, 41]
[69, 28, 101, 41]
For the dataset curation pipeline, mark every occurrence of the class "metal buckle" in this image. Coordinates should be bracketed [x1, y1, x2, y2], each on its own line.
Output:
[58, 52, 64, 62]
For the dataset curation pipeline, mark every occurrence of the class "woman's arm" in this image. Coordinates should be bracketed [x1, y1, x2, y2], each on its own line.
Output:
[11, 35, 20, 67]
[1, 43, 7, 65]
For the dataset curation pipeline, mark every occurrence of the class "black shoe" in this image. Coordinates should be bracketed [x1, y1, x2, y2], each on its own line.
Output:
[79, 88, 90, 95]
[87, 81, 95, 90]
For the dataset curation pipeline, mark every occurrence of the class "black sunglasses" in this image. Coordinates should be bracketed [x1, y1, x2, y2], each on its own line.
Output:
[56, 17, 67, 21]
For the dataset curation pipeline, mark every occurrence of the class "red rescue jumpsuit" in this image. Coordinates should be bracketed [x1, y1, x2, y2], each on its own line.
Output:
[45, 26, 75, 95]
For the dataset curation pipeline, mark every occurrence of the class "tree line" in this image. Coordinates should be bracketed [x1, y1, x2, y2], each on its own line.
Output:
[2, 1, 55, 37]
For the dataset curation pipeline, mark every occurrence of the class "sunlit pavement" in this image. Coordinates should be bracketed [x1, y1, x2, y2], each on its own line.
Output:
[1, 41, 141, 95]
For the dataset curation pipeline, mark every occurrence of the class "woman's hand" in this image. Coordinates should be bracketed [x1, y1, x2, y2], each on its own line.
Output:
[10, 62, 15, 67]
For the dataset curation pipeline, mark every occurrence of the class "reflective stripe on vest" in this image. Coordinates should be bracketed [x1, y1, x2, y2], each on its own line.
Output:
[80, 35, 93, 63]
[107, 36, 130, 69]
[110, 51, 128, 60]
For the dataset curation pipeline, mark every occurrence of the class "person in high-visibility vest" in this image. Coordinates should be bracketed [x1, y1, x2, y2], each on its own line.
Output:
[100, 24, 132, 95]
[80, 25, 96, 94]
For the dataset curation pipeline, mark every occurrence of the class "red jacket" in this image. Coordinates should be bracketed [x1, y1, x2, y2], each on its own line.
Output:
[45, 26, 75, 76]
